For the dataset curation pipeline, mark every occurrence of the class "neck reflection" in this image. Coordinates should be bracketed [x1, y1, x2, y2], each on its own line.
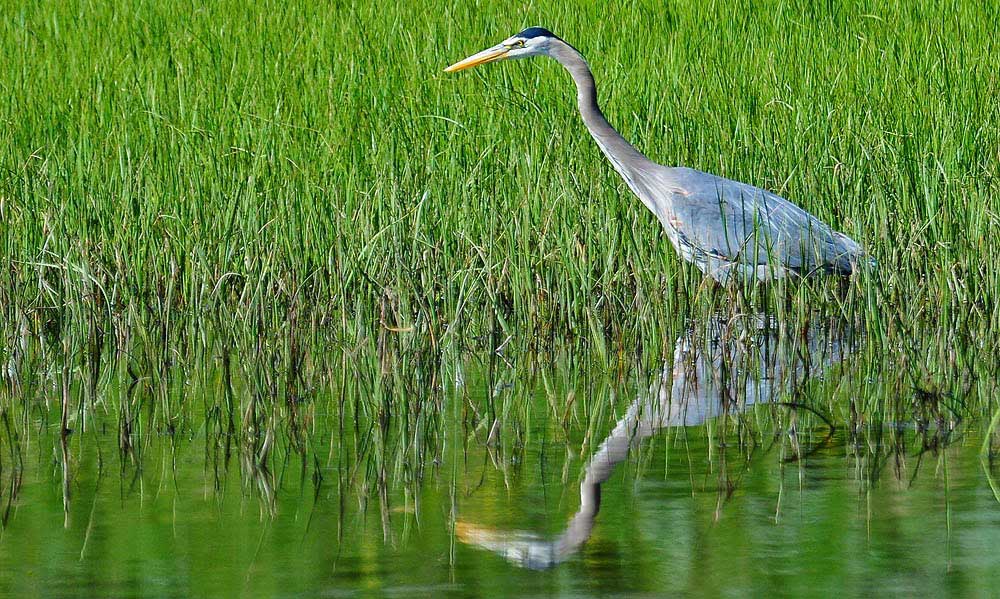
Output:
[457, 315, 854, 569]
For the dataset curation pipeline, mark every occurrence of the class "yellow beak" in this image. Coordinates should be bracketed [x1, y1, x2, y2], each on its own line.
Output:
[444, 44, 510, 73]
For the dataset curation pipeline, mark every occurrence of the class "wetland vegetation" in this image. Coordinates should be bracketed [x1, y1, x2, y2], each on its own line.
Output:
[1, 0, 998, 595]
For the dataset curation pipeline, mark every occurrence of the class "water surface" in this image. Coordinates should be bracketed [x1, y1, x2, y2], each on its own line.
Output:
[1, 315, 997, 597]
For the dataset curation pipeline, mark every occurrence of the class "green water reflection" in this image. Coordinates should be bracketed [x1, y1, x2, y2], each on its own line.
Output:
[0, 316, 998, 597]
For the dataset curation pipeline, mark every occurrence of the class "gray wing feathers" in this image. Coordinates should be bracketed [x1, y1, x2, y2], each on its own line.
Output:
[663, 168, 860, 275]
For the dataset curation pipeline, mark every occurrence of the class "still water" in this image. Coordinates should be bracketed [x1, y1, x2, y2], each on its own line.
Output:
[1, 316, 998, 597]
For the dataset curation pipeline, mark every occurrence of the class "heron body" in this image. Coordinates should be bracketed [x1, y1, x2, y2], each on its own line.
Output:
[446, 27, 868, 284]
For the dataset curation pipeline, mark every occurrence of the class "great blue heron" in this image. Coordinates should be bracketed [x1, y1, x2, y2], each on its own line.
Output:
[446, 28, 870, 284]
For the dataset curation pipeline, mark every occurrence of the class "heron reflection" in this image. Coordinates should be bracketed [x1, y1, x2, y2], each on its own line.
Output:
[457, 315, 854, 569]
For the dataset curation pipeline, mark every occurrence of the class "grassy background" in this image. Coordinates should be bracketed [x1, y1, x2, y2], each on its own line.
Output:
[1, 7, 1000, 585]
[0, 0, 998, 448]
[2, 0, 998, 328]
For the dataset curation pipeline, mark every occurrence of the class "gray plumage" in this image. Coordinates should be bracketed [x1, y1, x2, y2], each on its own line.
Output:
[446, 28, 869, 284]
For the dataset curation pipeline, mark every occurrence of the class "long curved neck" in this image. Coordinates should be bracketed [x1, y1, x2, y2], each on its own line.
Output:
[549, 40, 656, 178]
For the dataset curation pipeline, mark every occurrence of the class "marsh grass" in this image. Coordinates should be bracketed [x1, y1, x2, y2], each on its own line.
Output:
[0, 0, 999, 514]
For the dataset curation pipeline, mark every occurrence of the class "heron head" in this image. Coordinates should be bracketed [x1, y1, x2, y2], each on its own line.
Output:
[444, 27, 559, 72]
